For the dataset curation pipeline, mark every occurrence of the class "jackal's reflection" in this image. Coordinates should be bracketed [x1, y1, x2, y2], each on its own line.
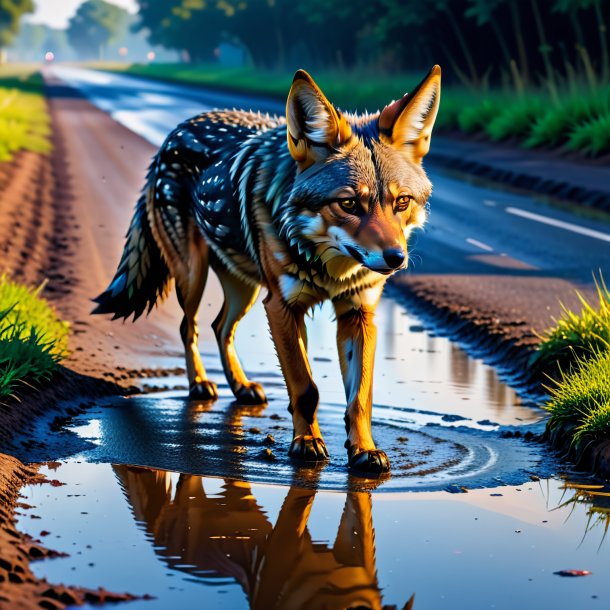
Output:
[113, 465, 411, 609]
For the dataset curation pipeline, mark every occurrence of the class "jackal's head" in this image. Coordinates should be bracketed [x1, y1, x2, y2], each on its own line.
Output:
[284, 66, 440, 280]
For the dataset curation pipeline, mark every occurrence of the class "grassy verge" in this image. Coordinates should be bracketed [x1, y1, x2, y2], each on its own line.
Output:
[0, 66, 51, 162]
[538, 279, 610, 445]
[103, 62, 610, 157]
[0, 275, 69, 398]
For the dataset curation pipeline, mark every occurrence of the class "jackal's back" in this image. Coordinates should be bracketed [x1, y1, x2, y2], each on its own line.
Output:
[152, 109, 286, 282]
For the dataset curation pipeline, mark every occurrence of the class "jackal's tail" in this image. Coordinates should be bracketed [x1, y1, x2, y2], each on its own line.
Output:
[92, 169, 171, 321]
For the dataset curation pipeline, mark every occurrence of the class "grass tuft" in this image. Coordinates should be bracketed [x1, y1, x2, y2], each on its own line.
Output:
[545, 348, 610, 445]
[0, 275, 69, 398]
[567, 113, 610, 157]
[530, 276, 610, 376]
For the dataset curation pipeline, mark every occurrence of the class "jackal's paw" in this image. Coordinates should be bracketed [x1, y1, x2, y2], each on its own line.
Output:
[189, 380, 218, 401]
[347, 447, 391, 476]
[289, 435, 329, 462]
[234, 382, 267, 405]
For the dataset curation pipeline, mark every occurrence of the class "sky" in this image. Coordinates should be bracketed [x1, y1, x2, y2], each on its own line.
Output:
[25, 0, 138, 30]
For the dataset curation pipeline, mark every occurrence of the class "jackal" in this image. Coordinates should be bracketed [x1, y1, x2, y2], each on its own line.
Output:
[93, 67, 441, 474]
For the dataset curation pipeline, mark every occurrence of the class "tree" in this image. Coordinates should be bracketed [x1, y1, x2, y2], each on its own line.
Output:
[0, 0, 34, 52]
[67, 0, 129, 60]
[133, 0, 227, 63]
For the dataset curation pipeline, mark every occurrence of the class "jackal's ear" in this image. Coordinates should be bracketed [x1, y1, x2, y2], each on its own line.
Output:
[286, 69, 353, 169]
[379, 65, 441, 164]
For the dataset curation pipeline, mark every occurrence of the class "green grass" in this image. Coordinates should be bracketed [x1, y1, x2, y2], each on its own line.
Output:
[545, 348, 610, 445]
[0, 275, 69, 398]
[101, 62, 610, 156]
[536, 277, 610, 447]
[0, 67, 51, 162]
[530, 278, 610, 376]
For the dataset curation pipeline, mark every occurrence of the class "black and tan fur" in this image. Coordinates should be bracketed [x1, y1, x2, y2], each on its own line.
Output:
[94, 66, 441, 474]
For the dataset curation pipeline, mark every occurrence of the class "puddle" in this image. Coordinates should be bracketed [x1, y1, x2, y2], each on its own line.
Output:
[18, 299, 553, 492]
[14, 297, 582, 606]
[17, 461, 610, 610]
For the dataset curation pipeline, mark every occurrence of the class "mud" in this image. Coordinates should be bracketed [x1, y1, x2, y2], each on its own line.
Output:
[0, 454, 143, 610]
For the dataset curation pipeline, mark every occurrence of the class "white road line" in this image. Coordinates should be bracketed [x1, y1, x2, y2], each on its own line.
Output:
[466, 237, 494, 252]
[506, 206, 610, 243]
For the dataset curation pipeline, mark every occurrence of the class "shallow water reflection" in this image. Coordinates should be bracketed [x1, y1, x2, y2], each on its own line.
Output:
[18, 461, 610, 610]
[114, 465, 399, 609]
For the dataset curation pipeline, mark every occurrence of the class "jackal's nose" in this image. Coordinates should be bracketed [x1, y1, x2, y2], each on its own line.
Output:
[383, 248, 406, 269]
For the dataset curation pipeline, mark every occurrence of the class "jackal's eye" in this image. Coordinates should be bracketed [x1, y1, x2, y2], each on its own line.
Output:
[337, 198, 359, 213]
[394, 194, 413, 212]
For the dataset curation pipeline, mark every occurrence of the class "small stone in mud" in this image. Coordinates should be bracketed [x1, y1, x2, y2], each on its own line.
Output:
[40, 531, 50, 537]
[397, 436, 409, 443]
[477, 419, 497, 426]
[269, 413, 282, 420]
[249, 427, 262, 435]
[442, 414, 468, 422]
[261, 448, 275, 461]
[489, 493, 503, 497]
[264, 434, 276, 445]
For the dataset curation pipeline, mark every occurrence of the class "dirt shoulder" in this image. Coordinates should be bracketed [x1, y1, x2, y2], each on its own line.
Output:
[0, 75, 191, 609]
[429, 134, 610, 211]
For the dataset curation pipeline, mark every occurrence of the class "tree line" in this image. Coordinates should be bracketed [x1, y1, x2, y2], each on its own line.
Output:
[0, 0, 608, 89]
[133, 0, 610, 88]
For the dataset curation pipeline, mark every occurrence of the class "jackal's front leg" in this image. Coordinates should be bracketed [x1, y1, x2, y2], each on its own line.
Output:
[263, 290, 328, 461]
[334, 299, 390, 474]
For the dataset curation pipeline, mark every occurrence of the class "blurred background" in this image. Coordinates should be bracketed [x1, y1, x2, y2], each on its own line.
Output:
[1, 0, 609, 155]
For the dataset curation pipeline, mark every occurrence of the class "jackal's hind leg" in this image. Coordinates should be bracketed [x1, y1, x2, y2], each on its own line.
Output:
[175, 232, 218, 401]
[212, 266, 266, 405]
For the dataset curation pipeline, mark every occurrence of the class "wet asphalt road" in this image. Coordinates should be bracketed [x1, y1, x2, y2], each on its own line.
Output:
[50, 66, 610, 288]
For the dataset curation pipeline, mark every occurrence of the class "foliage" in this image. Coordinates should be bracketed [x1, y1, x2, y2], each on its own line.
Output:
[0, 0, 34, 47]
[111, 62, 610, 156]
[67, 0, 129, 60]
[545, 348, 610, 445]
[525, 94, 610, 148]
[531, 277, 610, 376]
[131, 0, 610, 92]
[485, 96, 546, 140]
[567, 113, 610, 157]
[0, 68, 51, 161]
[0, 276, 69, 398]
